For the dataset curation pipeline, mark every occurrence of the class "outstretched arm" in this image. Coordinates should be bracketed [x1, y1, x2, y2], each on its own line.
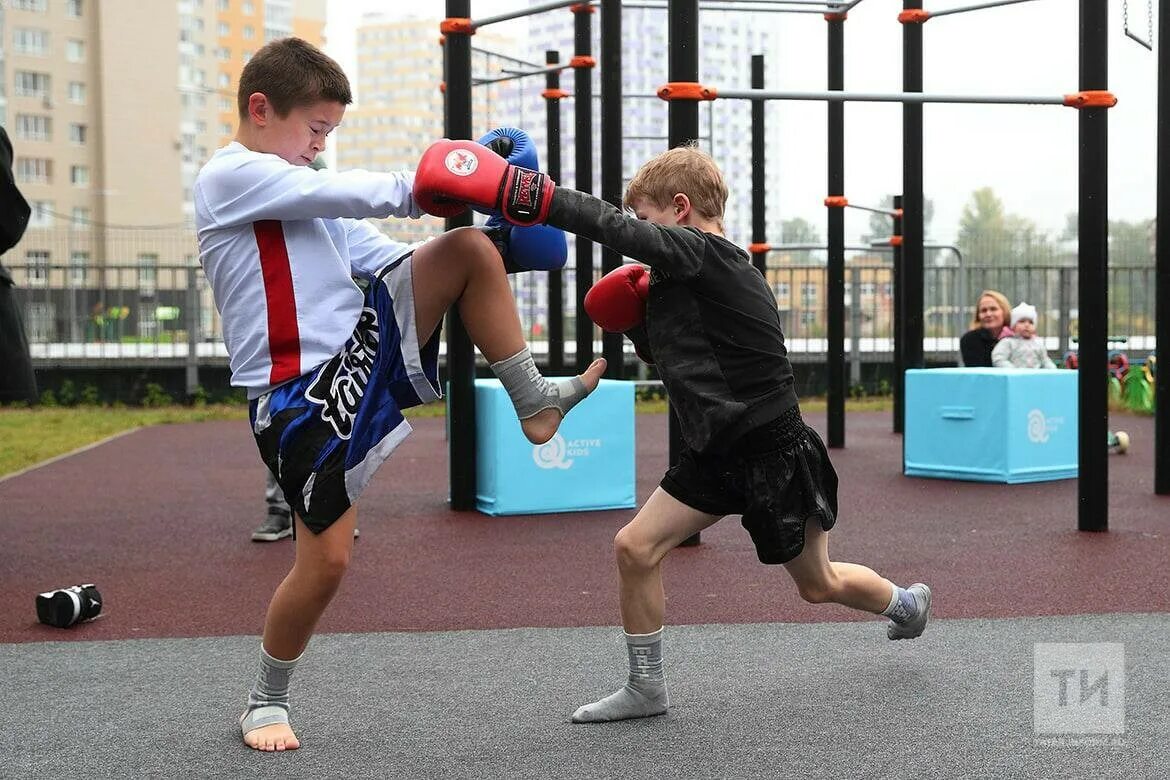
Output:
[196, 154, 421, 228]
[545, 188, 707, 279]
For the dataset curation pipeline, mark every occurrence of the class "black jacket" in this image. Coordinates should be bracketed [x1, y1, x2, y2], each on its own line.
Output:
[959, 327, 1000, 367]
[1, 127, 31, 255]
[549, 188, 799, 454]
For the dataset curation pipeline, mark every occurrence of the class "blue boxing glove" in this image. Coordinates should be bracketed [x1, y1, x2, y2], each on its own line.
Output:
[476, 127, 568, 273]
[478, 126, 539, 170]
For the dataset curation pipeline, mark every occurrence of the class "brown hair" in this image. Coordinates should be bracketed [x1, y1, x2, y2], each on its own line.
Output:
[237, 37, 351, 119]
[970, 289, 1011, 330]
[623, 143, 728, 229]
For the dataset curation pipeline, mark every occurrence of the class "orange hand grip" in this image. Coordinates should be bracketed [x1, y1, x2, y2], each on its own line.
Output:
[569, 55, 596, 69]
[893, 208, 904, 219]
[440, 18, 473, 35]
[824, 12, 848, 22]
[748, 243, 771, 254]
[656, 82, 718, 101]
[1063, 90, 1117, 109]
[439, 82, 446, 94]
[542, 88, 569, 100]
[888, 235, 904, 247]
[570, 3, 595, 12]
[824, 196, 848, 208]
[438, 35, 445, 46]
[898, 9, 930, 23]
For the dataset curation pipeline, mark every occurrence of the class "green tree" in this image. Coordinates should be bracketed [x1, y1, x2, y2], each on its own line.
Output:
[780, 217, 821, 245]
[956, 187, 1058, 267]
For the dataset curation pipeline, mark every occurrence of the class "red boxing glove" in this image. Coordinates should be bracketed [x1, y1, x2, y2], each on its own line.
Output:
[584, 264, 650, 333]
[413, 139, 555, 226]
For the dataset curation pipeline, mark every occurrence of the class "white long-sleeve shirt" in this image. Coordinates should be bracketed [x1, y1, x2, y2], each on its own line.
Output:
[194, 142, 422, 398]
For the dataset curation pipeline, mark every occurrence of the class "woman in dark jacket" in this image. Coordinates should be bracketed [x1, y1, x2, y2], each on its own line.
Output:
[958, 289, 1012, 367]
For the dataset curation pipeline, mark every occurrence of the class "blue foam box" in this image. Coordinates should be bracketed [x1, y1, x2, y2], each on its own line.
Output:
[904, 368, 1078, 483]
[473, 378, 636, 515]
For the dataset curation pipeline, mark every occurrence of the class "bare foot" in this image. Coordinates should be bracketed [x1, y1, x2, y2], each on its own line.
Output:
[242, 720, 300, 752]
[520, 358, 607, 444]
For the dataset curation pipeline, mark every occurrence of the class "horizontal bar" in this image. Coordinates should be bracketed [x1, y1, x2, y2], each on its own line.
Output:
[473, 0, 580, 29]
[696, 0, 848, 5]
[929, 0, 1040, 19]
[471, 46, 547, 70]
[1125, 29, 1154, 52]
[714, 88, 1068, 105]
[473, 62, 574, 86]
[846, 203, 900, 217]
[620, 2, 839, 11]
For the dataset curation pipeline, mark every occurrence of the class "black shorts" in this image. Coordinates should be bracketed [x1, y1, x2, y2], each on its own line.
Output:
[660, 407, 838, 564]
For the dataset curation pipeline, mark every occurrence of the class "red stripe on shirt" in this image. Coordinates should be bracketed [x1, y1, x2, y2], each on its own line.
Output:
[253, 220, 301, 384]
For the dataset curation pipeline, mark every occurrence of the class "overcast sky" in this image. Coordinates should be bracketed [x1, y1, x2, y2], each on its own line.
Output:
[321, 0, 1160, 243]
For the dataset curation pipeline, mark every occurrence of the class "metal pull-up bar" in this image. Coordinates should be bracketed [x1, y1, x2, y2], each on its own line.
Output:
[899, 0, 1043, 23]
[656, 82, 1118, 108]
[473, 60, 581, 86]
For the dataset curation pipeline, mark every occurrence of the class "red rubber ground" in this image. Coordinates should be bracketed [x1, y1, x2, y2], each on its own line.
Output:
[1, 411, 1164, 644]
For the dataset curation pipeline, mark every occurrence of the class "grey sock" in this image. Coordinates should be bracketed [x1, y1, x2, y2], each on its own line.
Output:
[245, 645, 300, 719]
[571, 629, 670, 723]
[490, 347, 589, 420]
[882, 585, 918, 624]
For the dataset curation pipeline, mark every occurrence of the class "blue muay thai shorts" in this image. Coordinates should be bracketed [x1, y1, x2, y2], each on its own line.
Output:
[249, 248, 441, 534]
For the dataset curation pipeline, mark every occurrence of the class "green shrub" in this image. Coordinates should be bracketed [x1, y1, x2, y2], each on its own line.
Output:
[141, 383, 173, 407]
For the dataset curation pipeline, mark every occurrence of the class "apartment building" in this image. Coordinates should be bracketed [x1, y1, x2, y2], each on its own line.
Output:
[1, 0, 323, 342]
[334, 14, 522, 245]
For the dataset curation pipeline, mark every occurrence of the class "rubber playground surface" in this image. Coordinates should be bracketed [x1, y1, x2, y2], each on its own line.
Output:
[1, 410, 1166, 778]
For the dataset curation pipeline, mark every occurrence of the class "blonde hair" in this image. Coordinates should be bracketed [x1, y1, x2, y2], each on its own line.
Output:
[970, 289, 1011, 330]
[623, 143, 728, 229]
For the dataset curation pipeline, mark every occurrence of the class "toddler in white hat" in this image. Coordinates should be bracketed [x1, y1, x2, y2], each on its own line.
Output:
[991, 301, 1056, 369]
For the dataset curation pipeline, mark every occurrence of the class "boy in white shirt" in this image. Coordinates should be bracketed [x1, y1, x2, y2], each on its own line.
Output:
[195, 37, 605, 751]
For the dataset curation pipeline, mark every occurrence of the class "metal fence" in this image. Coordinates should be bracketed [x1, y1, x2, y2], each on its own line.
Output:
[6, 256, 1156, 369]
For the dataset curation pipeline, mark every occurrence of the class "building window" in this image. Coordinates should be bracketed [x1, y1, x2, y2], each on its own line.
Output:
[242, 25, 255, 40]
[29, 201, 54, 227]
[138, 254, 159, 297]
[69, 123, 87, 145]
[13, 0, 48, 12]
[14, 71, 51, 99]
[217, 0, 229, 10]
[66, 39, 86, 63]
[218, 22, 230, 37]
[16, 158, 52, 184]
[66, 0, 83, 18]
[70, 252, 89, 285]
[68, 81, 87, 104]
[218, 72, 230, 88]
[243, 1, 255, 13]
[15, 114, 52, 142]
[70, 165, 90, 186]
[72, 207, 91, 227]
[800, 283, 818, 307]
[26, 250, 50, 287]
[13, 28, 50, 55]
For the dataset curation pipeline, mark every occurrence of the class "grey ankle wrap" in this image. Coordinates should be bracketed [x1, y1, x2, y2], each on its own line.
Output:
[490, 347, 588, 420]
[241, 645, 301, 736]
